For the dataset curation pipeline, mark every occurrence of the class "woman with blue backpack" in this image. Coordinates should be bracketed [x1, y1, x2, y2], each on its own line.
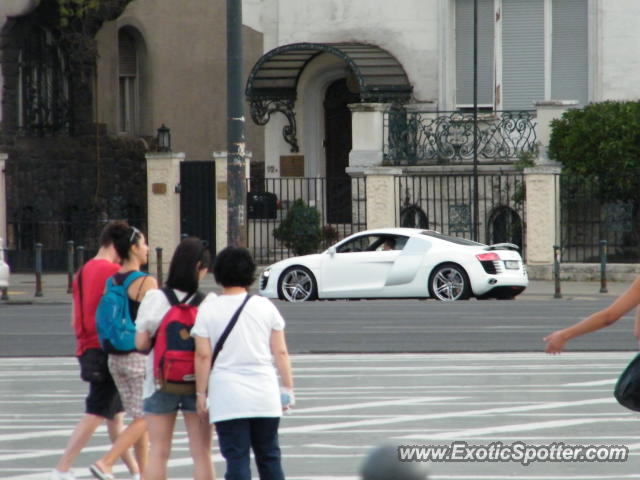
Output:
[134, 237, 216, 480]
[90, 226, 157, 480]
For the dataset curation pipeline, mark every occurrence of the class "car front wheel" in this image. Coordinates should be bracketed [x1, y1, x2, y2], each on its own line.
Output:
[429, 263, 470, 301]
[278, 266, 318, 302]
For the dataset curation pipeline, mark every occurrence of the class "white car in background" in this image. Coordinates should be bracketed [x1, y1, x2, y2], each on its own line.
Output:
[0, 238, 9, 289]
[259, 228, 528, 302]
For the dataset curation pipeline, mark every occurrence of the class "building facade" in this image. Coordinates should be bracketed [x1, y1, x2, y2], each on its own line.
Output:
[0, 0, 264, 268]
[245, 0, 638, 179]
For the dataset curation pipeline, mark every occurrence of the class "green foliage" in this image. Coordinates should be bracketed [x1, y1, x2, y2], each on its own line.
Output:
[273, 199, 322, 256]
[548, 101, 640, 203]
[58, 0, 101, 28]
[514, 148, 537, 171]
[55, 0, 134, 67]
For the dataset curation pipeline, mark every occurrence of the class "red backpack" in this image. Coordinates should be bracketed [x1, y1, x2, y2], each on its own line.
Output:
[153, 288, 205, 395]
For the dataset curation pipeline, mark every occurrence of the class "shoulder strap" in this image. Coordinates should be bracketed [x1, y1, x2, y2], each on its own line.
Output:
[191, 291, 205, 307]
[161, 286, 180, 306]
[122, 270, 147, 289]
[161, 287, 204, 306]
[211, 294, 252, 368]
[77, 266, 86, 336]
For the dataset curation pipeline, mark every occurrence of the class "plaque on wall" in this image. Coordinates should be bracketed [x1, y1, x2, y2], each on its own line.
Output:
[280, 155, 304, 177]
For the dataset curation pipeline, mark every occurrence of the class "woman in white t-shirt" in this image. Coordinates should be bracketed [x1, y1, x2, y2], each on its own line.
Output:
[193, 247, 294, 480]
[135, 237, 215, 480]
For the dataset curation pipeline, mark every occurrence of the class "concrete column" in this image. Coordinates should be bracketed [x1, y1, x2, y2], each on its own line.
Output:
[347, 103, 392, 170]
[0, 153, 6, 246]
[361, 167, 403, 230]
[145, 152, 185, 277]
[524, 165, 561, 273]
[213, 151, 251, 254]
[535, 100, 579, 164]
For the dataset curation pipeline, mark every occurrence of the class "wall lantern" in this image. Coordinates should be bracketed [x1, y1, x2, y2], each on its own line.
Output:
[156, 124, 171, 152]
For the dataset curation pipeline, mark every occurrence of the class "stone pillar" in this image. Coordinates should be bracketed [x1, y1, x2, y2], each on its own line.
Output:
[524, 166, 561, 275]
[145, 152, 184, 277]
[361, 167, 403, 230]
[348, 103, 392, 169]
[213, 151, 251, 254]
[0, 153, 6, 246]
[535, 100, 579, 164]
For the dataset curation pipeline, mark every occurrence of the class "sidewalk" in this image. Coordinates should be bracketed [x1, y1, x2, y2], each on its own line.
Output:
[1, 271, 632, 305]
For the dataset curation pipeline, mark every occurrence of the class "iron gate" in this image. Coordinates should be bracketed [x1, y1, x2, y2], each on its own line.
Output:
[246, 177, 367, 264]
[396, 173, 526, 254]
[180, 161, 216, 253]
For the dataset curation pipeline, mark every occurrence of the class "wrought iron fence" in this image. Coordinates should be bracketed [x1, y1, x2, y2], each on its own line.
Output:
[396, 173, 526, 255]
[5, 218, 147, 271]
[384, 110, 537, 165]
[247, 177, 367, 264]
[560, 175, 640, 263]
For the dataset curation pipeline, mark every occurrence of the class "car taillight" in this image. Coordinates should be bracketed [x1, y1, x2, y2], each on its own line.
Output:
[476, 252, 500, 262]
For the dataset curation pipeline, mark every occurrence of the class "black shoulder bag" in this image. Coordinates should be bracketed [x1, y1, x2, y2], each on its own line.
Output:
[614, 353, 640, 411]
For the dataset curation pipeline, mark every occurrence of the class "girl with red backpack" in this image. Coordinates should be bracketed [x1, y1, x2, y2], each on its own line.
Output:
[134, 237, 215, 480]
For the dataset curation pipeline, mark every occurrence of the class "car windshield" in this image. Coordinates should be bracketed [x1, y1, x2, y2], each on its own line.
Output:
[420, 230, 484, 246]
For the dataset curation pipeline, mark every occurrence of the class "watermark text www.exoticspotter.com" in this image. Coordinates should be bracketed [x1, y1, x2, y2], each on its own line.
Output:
[398, 442, 628, 466]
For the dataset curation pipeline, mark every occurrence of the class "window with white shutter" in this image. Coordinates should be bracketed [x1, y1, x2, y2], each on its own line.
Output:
[454, 0, 588, 111]
[118, 29, 138, 135]
[455, 0, 495, 107]
[501, 0, 545, 110]
[552, 0, 588, 106]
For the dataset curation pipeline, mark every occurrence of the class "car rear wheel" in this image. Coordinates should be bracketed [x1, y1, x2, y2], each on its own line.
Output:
[428, 263, 470, 301]
[278, 266, 318, 302]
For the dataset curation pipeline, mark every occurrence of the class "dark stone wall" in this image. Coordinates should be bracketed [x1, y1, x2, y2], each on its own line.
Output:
[5, 134, 148, 263]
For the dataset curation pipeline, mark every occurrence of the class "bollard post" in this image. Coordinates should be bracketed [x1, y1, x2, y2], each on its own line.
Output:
[1, 245, 8, 301]
[156, 247, 163, 286]
[599, 240, 608, 293]
[66, 240, 75, 293]
[76, 246, 85, 270]
[553, 244, 562, 299]
[35, 243, 43, 297]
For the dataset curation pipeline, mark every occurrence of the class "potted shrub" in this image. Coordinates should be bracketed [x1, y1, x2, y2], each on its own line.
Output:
[273, 199, 322, 255]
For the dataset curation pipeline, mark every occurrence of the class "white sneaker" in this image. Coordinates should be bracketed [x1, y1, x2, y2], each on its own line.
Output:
[131, 475, 141, 480]
[50, 470, 76, 480]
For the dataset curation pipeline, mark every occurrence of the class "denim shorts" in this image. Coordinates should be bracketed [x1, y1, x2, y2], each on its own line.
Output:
[143, 389, 197, 415]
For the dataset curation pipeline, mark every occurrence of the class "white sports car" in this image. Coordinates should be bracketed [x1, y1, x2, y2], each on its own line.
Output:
[0, 238, 9, 289]
[259, 228, 528, 302]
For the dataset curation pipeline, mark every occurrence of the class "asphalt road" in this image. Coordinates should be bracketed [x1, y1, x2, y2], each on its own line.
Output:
[1, 297, 638, 356]
[5, 352, 639, 480]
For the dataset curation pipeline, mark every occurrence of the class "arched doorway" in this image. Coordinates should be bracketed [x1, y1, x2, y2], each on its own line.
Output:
[488, 206, 523, 248]
[324, 78, 359, 223]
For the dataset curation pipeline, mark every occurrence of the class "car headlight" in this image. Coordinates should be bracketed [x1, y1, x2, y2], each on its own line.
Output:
[262, 268, 271, 278]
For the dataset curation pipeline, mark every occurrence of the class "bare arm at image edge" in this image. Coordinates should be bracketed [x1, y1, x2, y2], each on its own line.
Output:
[545, 276, 640, 353]
[270, 329, 293, 389]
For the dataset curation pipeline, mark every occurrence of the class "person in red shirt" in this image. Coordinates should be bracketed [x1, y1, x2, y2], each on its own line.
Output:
[51, 221, 141, 480]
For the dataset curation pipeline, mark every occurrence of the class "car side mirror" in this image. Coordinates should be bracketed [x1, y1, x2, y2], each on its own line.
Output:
[327, 246, 336, 256]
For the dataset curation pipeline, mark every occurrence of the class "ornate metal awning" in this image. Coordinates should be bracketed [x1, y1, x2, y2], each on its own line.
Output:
[246, 42, 413, 152]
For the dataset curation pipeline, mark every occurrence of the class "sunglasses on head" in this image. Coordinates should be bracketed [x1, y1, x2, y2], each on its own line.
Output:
[129, 226, 141, 244]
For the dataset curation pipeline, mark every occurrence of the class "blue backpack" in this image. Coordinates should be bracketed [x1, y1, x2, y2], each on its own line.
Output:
[96, 271, 148, 353]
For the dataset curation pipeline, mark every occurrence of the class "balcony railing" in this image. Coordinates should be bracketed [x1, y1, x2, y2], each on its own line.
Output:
[383, 110, 537, 165]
